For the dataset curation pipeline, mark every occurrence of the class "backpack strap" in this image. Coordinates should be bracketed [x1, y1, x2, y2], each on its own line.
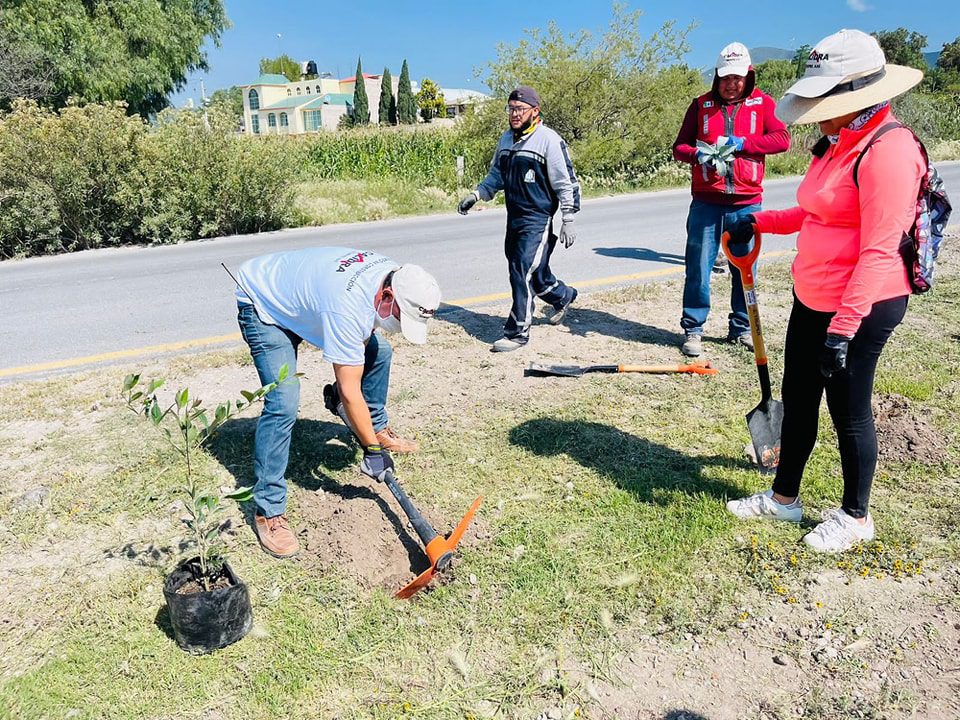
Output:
[852, 122, 902, 187]
[853, 121, 928, 187]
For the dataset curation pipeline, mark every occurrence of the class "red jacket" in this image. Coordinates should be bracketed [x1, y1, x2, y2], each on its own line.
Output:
[673, 72, 790, 205]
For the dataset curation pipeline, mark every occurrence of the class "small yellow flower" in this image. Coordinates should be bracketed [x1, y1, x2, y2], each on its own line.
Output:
[789, 554, 798, 566]
[825, 622, 833, 630]
[787, 596, 798, 604]
[815, 601, 823, 609]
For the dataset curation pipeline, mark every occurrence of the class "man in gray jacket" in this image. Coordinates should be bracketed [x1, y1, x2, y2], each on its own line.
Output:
[458, 86, 581, 352]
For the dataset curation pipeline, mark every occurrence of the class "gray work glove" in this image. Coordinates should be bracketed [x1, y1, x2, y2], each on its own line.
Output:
[558, 216, 576, 249]
[360, 444, 394, 481]
[457, 191, 479, 215]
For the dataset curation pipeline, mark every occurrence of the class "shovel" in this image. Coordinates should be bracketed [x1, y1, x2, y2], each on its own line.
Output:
[721, 227, 783, 474]
[380, 468, 482, 600]
[525, 361, 717, 378]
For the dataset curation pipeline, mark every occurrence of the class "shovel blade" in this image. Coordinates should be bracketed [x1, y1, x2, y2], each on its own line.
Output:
[746, 398, 784, 474]
[525, 363, 584, 378]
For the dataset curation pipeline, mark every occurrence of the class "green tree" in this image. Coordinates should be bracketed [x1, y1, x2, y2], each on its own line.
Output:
[259, 54, 300, 82]
[416, 78, 446, 122]
[397, 59, 417, 124]
[754, 59, 797, 99]
[351, 57, 370, 125]
[792, 44, 812, 78]
[478, 5, 698, 174]
[872, 28, 928, 71]
[0, 0, 229, 117]
[937, 36, 960, 72]
[206, 86, 243, 125]
[378, 66, 396, 125]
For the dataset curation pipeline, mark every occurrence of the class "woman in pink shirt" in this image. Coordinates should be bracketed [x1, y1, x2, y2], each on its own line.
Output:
[723, 29, 925, 553]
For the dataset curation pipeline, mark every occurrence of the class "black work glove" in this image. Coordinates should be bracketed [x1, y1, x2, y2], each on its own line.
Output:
[360, 444, 394, 481]
[726, 215, 756, 246]
[819, 333, 851, 378]
[457, 191, 479, 215]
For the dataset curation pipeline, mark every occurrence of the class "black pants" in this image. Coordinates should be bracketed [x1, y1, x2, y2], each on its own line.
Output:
[502, 221, 574, 341]
[772, 293, 908, 518]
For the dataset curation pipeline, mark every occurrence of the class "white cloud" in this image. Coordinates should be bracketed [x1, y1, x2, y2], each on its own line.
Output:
[847, 0, 871, 11]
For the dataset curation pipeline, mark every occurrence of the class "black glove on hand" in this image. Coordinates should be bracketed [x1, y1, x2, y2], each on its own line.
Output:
[726, 215, 756, 246]
[457, 191, 479, 215]
[819, 333, 851, 378]
[360, 444, 394, 481]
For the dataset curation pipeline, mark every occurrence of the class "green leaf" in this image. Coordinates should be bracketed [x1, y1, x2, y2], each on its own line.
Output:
[277, 364, 289, 382]
[224, 486, 254, 502]
[149, 400, 163, 425]
[205, 526, 221, 542]
[175, 388, 189, 409]
[148, 379, 165, 394]
[128, 391, 143, 403]
[122, 374, 140, 392]
[240, 389, 256, 403]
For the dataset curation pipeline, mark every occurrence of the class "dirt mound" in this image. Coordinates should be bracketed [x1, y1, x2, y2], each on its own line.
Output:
[295, 478, 463, 595]
[873, 393, 947, 464]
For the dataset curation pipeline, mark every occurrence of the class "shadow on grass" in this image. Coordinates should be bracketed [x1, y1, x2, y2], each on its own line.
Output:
[437, 303, 505, 344]
[208, 417, 355, 494]
[440, 302, 684, 349]
[593, 246, 685, 265]
[509, 418, 747, 503]
[154, 605, 175, 643]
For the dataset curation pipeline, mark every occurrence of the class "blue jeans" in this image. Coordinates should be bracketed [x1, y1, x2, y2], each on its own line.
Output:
[237, 303, 392, 517]
[680, 199, 760, 337]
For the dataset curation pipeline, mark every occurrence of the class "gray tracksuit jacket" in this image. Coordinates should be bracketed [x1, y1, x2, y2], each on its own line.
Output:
[476, 122, 581, 234]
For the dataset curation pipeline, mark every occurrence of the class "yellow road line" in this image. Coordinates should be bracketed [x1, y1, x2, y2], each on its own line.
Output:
[2, 249, 795, 378]
[0, 333, 241, 379]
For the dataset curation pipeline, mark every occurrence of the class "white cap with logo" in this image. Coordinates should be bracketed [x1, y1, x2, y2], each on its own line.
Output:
[391, 264, 441, 345]
[716, 42, 752, 78]
[776, 28, 923, 124]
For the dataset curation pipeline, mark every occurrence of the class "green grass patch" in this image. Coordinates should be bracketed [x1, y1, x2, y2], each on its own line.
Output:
[2, 251, 959, 718]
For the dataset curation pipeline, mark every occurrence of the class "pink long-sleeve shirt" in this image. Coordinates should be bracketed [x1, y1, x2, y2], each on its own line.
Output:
[754, 107, 921, 337]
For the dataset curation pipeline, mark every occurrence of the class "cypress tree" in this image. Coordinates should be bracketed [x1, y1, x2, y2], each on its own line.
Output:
[378, 66, 394, 125]
[352, 57, 370, 125]
[397, 59, 416, 124]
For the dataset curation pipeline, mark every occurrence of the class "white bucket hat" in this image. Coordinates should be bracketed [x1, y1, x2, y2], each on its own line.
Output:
[716, 42, 752, 78]
[777, 29, 923, 124]
[391, 264, 441, 345]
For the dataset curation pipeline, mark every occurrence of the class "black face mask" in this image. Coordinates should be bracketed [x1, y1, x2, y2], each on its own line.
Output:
[512, 115, 537, 140]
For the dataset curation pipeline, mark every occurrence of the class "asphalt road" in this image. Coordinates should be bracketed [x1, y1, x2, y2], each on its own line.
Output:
[2, 163, 958, 381]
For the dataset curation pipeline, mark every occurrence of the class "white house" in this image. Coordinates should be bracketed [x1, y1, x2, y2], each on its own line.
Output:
[241, 70, 489, 134]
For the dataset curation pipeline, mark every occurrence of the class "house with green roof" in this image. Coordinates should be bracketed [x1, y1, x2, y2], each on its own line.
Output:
[241, 71, 389, 134]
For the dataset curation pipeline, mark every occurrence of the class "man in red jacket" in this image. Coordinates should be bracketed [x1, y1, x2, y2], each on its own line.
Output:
[672, 42, 790, 357]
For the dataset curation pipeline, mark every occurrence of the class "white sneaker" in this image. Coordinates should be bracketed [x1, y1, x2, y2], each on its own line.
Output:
[725, 489, 803, 523]
[803, 508, 874, 553]
[491, 336, 526, 352]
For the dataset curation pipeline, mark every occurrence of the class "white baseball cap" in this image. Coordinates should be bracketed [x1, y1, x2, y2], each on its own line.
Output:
[777, 29, 923, 124]
[391, 264, 441, 345]
[716, 42, 752, 78]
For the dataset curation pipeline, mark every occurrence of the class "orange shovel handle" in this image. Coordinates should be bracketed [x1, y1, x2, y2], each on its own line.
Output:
[720, 226, 762, 287]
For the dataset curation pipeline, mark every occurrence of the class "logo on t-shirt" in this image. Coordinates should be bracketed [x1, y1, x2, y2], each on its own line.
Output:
[745, 97, 762, 107]
[336, 251, 370, 272]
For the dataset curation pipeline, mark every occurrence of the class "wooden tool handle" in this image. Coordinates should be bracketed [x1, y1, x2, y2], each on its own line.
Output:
[618, 362, 717, 375]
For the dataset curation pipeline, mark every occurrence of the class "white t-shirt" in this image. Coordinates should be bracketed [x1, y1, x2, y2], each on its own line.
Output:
[236, 247, 398, 366]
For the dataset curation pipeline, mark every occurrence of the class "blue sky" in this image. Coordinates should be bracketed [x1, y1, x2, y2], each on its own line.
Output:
[173, 0, 959, 106]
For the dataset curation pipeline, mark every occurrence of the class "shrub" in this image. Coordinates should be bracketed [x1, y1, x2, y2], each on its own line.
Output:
[0, 100, 144, 258]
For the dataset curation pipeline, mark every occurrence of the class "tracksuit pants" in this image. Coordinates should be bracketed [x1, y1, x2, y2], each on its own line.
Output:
[503, 220, 575, 342]
[772, 293, 907, 518]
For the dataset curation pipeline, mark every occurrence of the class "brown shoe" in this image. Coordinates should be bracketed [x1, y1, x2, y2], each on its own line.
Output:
[254, 514, 299, 558]
[375, 426, 419, 453]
